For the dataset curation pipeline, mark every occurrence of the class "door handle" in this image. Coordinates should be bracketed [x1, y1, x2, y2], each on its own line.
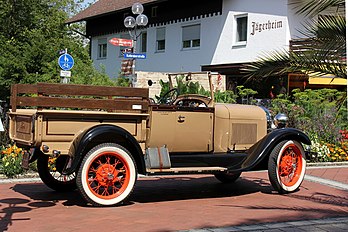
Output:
[178, 115, 185, 123]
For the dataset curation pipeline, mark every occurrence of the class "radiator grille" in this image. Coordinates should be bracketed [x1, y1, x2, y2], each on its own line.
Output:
[231, 123, 257, 144]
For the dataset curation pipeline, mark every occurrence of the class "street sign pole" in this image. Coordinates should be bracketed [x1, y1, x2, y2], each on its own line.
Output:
[123, 3, 148, 87]
[132, 39, 136, 85]
[58, 49, 74, 83]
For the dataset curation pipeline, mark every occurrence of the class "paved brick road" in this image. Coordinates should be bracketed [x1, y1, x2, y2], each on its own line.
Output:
[0, 167, 347, 232]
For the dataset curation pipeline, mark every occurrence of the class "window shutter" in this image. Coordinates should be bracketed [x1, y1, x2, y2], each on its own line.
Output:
[156, 28, 165, 40]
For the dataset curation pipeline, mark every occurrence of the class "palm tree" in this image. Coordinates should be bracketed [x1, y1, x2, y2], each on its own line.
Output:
[244, 0, 346, 79]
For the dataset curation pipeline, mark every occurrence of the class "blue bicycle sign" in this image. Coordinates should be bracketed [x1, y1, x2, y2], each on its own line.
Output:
[58, 53, 74, 71]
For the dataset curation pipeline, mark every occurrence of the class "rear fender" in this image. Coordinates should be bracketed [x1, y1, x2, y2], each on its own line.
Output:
[230, 128, 311, 172]
[63, 125, 145, 175]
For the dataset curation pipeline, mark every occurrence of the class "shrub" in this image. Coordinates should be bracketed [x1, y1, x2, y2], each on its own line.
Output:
[310, 139, 331, 162]
[0, 144, 24, 178]
[326, 142, 348, 162]
[215, 90, 237, 103]
[271, 88, 347, 162]
[156, 77, 257, 104]
[271, 89, 347, 143]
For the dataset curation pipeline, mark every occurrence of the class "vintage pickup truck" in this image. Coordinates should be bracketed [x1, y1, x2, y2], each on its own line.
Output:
[8, 75, 311, 206]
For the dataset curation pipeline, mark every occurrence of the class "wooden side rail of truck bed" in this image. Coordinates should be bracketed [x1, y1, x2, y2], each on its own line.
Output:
[10, 83, 149, 113]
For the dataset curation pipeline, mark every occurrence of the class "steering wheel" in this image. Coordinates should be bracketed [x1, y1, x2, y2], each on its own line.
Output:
[158, 88, 179, 105]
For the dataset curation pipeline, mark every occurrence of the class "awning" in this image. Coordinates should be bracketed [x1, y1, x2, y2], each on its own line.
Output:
[308, 77, 347, 85]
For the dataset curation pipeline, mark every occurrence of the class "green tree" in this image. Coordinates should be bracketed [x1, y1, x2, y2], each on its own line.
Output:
[245, 0, 346, 79]
[0, 0, 113, 102]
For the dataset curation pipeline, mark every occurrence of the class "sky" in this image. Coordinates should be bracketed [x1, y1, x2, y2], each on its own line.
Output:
[82, 0, 97, 8]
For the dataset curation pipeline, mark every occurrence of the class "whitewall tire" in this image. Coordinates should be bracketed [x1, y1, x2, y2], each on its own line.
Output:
[77, 143, 137, 206]
[268, 140, 306, 193]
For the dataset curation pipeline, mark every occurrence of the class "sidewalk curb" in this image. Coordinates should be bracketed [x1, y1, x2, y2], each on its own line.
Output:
[307, 161, 348, 167]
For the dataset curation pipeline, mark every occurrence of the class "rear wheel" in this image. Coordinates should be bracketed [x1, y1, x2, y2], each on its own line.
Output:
[268, 140, 306, 193]
[214, 172, 241, 183]
[77, 143, 137, 207]
[37, 153, 76, 191]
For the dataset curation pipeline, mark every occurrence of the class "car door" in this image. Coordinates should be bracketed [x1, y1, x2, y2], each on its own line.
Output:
[173, 108, 213, 152]
[147, 105, 213, 153]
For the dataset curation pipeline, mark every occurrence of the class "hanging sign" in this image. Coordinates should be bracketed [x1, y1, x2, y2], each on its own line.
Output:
[109, 38, 133, 47]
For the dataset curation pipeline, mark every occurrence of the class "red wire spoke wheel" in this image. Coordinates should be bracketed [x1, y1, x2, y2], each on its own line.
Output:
[77, 143, 137, 206]
[268, 140, 306, 193]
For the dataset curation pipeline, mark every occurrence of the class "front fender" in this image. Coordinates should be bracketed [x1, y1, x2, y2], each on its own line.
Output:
[231, 128, 311, 172]
[63, 124, 145, 175]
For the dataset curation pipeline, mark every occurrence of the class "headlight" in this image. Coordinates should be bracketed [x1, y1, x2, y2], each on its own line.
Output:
[274, 113, 288, 128]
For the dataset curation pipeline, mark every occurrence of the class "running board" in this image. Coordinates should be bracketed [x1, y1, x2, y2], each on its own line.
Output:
[146, 167, 227, 175]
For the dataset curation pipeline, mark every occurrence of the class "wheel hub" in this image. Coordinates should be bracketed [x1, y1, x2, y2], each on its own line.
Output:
[280, 155, 294, 176]
[95, 164, 119, 187]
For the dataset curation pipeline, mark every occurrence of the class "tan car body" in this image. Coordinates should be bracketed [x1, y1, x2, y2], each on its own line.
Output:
[9, 101, 267, 155]
[8, 79, 312, 206]
[8, 79, 269, 175]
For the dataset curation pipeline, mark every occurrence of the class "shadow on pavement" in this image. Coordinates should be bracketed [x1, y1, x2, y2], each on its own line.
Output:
[11, 183, 86, 207]
[0, 175, 273, 230]
[131, 175, 273, 203]
[0, 197, 55, 231]
[10, 175, 272, 206]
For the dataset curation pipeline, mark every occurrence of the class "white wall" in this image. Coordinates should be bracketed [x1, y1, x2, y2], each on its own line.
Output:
[211, 0, 290, 65]
[91, 14, 223, 77]
[90, 0, 310, 77]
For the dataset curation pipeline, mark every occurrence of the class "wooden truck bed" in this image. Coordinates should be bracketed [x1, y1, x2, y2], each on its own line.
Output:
[8, 83, 150, 152]
[10, 83, 149, 112]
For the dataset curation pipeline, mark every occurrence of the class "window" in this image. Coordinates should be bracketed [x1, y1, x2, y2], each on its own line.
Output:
[140, 32, 147, 53]
[156, 27, 165, 52]
[182, 24, 201, 49]
[151, 6, 158, 17]
[235, 15, 248, 44]
[98, 38, 107, 59]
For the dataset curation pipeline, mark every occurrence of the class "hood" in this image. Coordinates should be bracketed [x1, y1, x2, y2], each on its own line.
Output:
[215, 103, 266, 120]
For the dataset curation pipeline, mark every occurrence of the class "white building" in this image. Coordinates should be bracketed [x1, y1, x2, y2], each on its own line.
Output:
[68, 0, 345, 96]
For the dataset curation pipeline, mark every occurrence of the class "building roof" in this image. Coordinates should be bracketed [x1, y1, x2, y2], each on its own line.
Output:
[67, 0, 157, 24]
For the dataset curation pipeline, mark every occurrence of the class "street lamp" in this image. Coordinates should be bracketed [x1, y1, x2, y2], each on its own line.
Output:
[123, 2, 148, 82]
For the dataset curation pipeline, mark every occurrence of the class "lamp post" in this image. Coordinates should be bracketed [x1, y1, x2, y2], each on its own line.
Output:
[124, 2, 148, 84]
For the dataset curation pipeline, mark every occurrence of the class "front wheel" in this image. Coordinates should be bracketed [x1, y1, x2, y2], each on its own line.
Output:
[268, 140, 306, 194]
[77, 143, 137, 207]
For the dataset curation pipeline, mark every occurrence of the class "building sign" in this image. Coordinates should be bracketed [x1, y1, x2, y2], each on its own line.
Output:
[109, 38, 133, 47]
[60, 70, 71, 77]
[124, 53, 146, 59]
[250, 20, 283, 35]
